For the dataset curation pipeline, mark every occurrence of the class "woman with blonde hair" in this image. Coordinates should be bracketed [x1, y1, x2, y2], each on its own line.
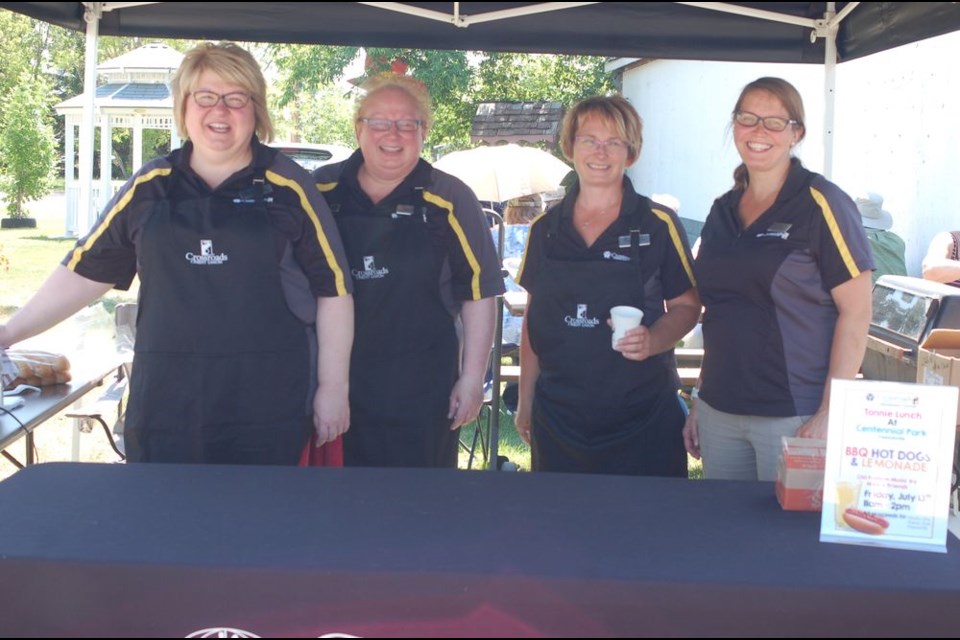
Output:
[515, 96, 699, 476]
[0, 42, 354, 464]
[313, 73, 503, 468]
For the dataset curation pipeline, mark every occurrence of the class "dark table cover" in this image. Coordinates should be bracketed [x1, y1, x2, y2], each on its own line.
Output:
[0, 463, 957, 637]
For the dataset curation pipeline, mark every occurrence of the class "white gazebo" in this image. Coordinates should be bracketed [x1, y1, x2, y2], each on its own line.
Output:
[55, 42, 183, 236]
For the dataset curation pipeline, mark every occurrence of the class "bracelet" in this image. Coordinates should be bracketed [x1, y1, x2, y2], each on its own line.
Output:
[690, 386, 700, 400]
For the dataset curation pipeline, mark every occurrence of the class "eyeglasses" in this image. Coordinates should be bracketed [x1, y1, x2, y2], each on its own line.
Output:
[734, 111, 798, 133]
[191, 91, 252, 109]
[359, 118, 422, 133]
[574, 135, 629, 153]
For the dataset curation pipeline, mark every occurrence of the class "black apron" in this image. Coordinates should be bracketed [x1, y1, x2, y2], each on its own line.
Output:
[527, 206, 687, 477]
[125, 171, 311, 464]
[327, 183, 459, 468]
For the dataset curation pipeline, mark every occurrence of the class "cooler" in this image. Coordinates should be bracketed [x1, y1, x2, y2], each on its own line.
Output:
[862, 275, 960, 382]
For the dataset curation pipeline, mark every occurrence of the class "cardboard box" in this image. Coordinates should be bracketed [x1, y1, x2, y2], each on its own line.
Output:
[775, 437, 827, 511]
[916, 329, 960, 426]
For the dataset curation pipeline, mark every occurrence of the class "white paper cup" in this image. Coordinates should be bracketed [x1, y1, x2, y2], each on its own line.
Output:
[610, 305, 644, 349]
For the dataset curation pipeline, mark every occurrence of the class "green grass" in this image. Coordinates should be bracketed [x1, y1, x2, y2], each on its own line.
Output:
[0, 216, 136, 323]
[459, 400, 531, 471]
[0, 222, 76, 317]
[459, 387, 705, 479]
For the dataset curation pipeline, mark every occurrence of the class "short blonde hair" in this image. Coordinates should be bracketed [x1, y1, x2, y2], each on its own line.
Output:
[559, 96, 642, 164]
[171, 42, 274, 143]
[356, 74, 433, 134]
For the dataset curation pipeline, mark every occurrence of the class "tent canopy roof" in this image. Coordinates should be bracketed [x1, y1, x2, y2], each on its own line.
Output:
[4, 2, 960, 64]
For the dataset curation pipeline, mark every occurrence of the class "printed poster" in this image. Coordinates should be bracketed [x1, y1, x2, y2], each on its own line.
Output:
[820, 379, 958, 553]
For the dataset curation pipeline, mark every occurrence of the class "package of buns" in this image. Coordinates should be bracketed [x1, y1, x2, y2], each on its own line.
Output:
[3, 350, 71, 389]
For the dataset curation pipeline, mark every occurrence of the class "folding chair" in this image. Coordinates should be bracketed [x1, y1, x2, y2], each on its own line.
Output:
[459, 210, 509, 470]
[67, 302, 137, 461]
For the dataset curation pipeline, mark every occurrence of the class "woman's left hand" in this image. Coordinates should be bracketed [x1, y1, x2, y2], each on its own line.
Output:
[613, 324, 652, 361]
[312, 383, 350, 445]
[448, 373, 484, 430]
[795, 409, 829, 440]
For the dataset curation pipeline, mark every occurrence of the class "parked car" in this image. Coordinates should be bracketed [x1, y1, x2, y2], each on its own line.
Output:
[270, 142, 353, 172]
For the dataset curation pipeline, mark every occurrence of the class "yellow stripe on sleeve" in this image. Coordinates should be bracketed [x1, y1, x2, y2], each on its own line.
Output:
[423, 190, 483, 300]
[651, 207, 697, 287]
[267, 170, 348, 296]
[810, 187, 861, 279]
[66, 167, 172, 271]
[316, 181, 337, 193]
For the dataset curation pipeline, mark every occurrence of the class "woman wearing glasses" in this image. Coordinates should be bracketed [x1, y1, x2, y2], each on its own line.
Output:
[515, 96, 699, 476]
[683, 77, 873, 481]
[313, 74, 502, 468]
[0, 42, 354, 465]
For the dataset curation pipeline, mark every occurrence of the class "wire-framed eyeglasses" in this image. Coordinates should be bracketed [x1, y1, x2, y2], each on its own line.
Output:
[359, 118, 423, 133]
[734, 111, 798, 133]
[191, 91, 252, 109]
[574, 135, 629, 153]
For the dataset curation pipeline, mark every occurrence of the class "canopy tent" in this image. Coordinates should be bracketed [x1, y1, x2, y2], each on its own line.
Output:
[5, 1, 960, 215]
[5, 2, 960, 63]
[4, 1, 960, 470]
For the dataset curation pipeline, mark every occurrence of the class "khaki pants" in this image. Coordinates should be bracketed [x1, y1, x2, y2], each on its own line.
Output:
[698, 400, 809, 482]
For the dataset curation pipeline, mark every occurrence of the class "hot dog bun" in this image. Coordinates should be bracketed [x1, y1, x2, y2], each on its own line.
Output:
[842, 508, 889, 535]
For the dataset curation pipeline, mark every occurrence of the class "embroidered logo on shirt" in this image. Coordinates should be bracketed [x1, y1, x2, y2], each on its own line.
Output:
[564, 303, 601, 329]
[185, 239, 229, 265]
[755, 222, 792, 240]
[351, 255, 390, 280]
[602, 250, 631, 262]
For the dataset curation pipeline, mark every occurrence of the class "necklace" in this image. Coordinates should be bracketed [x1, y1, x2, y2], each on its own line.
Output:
[575, 199, 621, 227]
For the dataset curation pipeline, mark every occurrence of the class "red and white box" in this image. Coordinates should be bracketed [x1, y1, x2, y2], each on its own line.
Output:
[776, 437, 827, 511]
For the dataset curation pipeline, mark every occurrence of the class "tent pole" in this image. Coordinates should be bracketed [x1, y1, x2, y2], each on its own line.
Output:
[78, 3, 101, 236]
[821, 3, 838, 180]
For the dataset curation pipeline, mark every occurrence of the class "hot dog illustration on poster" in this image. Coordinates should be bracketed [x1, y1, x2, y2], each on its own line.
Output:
[820, 379, 957, 553]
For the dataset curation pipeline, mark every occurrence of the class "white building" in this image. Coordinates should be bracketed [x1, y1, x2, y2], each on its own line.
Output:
[612, 30, 960, 276]
[56, 43, 183, 236]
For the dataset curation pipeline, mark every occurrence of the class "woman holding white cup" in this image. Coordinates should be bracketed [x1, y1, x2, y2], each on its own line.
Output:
[514, 96, 700, 476]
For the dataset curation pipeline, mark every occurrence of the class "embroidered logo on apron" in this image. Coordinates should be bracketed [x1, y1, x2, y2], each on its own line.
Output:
[351, 255, 391, 280]
[185, 239, 229, 265]
[564, 303, 601, 329]
[602, 250, 631, 262]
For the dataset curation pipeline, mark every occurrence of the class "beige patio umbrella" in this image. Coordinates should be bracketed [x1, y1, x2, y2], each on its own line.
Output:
[434, 144, 572, 203]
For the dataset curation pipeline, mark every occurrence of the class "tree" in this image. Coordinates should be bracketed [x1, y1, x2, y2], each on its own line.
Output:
[472, 53, 615, 106]
[0, 73, 55, 218]
[268, 45, 613, 156]
[269, 45, 475, 151]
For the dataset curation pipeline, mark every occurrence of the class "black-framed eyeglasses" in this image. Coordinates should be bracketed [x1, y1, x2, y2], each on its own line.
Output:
[734, 111, 797, 133]
[358, 117, 422, 133]
[191, 91, 252, 109]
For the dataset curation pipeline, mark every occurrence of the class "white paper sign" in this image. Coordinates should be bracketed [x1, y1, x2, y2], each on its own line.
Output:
[820, 379, 958, 553]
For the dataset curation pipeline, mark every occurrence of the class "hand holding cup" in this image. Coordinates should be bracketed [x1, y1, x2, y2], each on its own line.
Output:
[610, 305, 644, 350]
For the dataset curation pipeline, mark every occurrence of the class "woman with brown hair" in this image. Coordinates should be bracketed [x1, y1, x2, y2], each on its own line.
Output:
[684, 77, 873, 481]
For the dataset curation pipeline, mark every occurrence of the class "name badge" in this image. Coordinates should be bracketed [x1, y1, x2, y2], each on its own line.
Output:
[619, 232, 651, 248]
[392, 204, 415, 219]
[756, 222, 792, 239]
